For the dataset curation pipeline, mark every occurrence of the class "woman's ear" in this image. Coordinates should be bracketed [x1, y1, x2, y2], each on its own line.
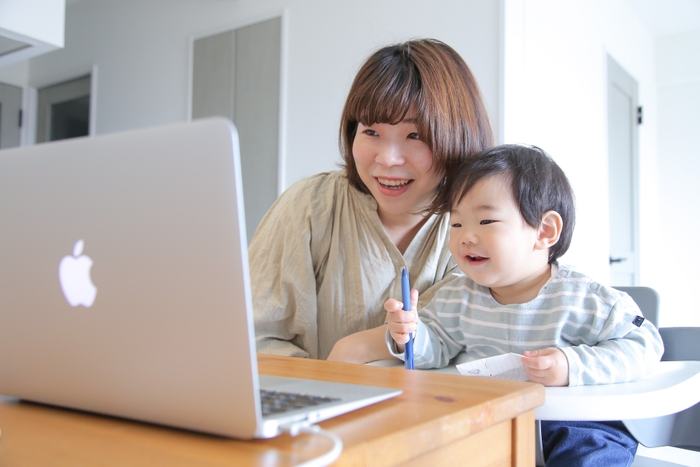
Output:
[535, 211, 563, 251]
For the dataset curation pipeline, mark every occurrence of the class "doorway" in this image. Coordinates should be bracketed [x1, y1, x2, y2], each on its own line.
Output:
[607, 57, 640, 286]
[36, 75, 91, 143]
[0, 82, 22, 149]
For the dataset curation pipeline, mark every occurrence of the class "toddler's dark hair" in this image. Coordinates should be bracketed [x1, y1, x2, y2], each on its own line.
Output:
[433, 144, 576, 263]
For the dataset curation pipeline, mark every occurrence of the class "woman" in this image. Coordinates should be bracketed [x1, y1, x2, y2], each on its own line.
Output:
[250, 38, 493, 362]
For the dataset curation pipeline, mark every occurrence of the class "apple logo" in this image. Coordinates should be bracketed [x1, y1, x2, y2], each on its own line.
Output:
[59, 239, 97, 307]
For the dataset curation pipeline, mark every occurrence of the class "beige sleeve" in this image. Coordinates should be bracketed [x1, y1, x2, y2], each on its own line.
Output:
[249, 174, 334, 359]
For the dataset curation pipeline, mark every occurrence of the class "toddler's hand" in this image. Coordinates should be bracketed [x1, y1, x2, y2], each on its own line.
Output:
[521, 348, 569, 386]
[384, 289, 419, 348]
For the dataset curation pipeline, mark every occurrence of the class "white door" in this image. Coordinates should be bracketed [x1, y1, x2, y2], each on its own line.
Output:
[192, 17, 281, 244]
[0, 82, 22, 149]
[607, 57, 640, 286]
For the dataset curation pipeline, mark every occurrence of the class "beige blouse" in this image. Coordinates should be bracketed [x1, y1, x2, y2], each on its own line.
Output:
[249, 170, 461, 360]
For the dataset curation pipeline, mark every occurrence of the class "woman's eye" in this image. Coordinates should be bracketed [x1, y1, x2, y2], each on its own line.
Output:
[363, 129, 378, 136]
[480, 220, 495, 225]
[407, 132, 421, 140]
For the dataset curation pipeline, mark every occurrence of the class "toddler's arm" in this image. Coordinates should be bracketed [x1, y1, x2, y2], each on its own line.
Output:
[562, 297, 663, 386]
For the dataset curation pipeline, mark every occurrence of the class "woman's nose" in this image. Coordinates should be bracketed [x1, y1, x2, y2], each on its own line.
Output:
[375, 142, 404, 166]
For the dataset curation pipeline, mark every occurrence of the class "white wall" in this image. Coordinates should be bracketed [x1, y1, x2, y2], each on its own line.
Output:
[656, 29, 700, 327]
[0, 0, 501, 190]
[503, 0, 660, 291]
[4, 0, 692, 326]
[0, 59, 28, 85]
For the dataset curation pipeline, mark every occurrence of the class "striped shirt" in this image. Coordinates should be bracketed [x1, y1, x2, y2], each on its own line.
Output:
[388, 263, 664, 386]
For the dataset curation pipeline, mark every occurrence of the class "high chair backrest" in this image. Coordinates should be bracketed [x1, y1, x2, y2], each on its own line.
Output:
[617, 287, 700, 462]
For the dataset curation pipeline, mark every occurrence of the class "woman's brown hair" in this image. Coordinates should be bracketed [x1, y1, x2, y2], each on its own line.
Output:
[339, 38, 493, 204]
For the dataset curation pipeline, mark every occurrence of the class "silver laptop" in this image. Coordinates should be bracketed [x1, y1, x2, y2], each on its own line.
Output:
[0, 118, 401, 439]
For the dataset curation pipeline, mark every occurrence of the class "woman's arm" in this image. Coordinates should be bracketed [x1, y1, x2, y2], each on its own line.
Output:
[250, 176, 330, 359]
[326, 325, 396, 363]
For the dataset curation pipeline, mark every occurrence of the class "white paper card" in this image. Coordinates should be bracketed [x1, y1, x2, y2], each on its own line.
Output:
[456, 353, 529, 382]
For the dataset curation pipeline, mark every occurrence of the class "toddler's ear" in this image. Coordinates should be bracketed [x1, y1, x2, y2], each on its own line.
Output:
[536, 211, 563, 250]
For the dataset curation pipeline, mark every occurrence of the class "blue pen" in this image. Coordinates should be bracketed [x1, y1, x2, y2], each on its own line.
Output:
[402, 268, 414, 370]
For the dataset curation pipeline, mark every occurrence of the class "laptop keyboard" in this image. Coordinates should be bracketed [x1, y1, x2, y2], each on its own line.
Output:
[260, 389, 340, 416]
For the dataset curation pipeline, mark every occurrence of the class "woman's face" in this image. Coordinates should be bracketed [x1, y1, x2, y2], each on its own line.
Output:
[352, 119, 442, 224]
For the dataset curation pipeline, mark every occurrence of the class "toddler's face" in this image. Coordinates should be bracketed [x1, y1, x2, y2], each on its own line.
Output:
[448, 174, 548, 294]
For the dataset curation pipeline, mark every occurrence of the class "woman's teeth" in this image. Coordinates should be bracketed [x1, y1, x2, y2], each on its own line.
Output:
[378, 178, 410, 189]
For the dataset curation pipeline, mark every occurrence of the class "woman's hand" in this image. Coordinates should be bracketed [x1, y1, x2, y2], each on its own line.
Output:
[385, 289, 419, 350]
[521, 348, 570, 386]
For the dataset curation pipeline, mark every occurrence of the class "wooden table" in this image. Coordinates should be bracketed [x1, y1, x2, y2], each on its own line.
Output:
[0, 354, 544, 466]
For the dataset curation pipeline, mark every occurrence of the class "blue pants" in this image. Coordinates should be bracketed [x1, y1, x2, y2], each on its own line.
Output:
[541, 421, 638, 467]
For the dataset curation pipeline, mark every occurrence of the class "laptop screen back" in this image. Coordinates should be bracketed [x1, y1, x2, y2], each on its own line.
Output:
[0, 118, 263, 437]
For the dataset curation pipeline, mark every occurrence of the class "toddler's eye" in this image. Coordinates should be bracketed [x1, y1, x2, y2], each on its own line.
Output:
[451, 223, 462, 228]
[363, 129, 378, 136]
[408, 132, 421, 140]
[480, 220, 495, 225]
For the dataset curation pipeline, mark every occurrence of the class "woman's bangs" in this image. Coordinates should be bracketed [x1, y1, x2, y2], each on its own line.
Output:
[354, 66, 423, 126]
